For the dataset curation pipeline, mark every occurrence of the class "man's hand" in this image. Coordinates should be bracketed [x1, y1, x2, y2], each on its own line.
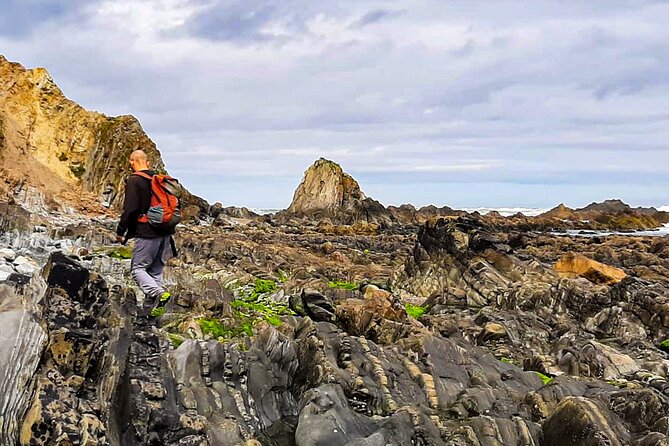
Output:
[116, 234, 125, 244]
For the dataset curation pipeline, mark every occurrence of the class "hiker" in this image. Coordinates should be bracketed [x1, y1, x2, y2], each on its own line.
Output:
[116, 149, 181, 316]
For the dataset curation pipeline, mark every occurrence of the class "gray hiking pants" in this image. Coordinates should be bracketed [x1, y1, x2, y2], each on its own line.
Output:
[131, 235, 172, 301]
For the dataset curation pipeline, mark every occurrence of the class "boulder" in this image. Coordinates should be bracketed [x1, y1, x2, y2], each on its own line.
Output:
[336, 286, 412, 343]
[290, 289, 336, 323]
[554, 252, 626, 284]
[0, 248, 16, 261]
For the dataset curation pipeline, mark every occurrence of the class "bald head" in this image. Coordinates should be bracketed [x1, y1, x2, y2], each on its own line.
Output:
[129, 150, 150, 172]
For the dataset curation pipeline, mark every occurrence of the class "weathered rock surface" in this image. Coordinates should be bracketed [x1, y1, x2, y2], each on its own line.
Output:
[0, 278, 48, 444]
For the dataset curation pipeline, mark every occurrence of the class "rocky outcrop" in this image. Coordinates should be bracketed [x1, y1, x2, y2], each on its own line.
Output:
[541, 203, 575, 220]
[537, 200, 666, 230]
[285, 158, 392, 226]
[393, 216, 669, 443]
[0, 55, 207, 215]
[387, 204, 462, 226]
[0, 246, 537, 445]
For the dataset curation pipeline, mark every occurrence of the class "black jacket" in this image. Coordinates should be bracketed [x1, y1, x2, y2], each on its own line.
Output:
[116, 170, 174, 239]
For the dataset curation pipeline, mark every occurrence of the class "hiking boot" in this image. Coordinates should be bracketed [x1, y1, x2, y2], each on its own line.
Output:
[150, 292, 171, 317]
[150, 306, 166, 317]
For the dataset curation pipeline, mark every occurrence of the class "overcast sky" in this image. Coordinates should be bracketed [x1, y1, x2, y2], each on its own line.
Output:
[2, 0, 668, 209]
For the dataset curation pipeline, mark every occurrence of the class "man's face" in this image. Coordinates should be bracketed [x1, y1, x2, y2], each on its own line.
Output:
[129, 155, 139, 172]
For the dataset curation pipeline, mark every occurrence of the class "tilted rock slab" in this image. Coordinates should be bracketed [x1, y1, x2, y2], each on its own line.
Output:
[0, 278, 48, 445]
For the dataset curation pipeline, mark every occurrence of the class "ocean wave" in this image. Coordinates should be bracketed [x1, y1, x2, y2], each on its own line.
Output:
[460, 207, 550, 217]
[250, 208, 281, 215]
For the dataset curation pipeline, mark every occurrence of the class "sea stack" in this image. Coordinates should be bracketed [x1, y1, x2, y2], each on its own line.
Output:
[288, 158, 364, 213]
[287, 158, 392, 225]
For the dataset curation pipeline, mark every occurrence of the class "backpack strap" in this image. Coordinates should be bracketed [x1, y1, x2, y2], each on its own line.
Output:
[132, 172, 154, 224]
[132, 171, 153, 181]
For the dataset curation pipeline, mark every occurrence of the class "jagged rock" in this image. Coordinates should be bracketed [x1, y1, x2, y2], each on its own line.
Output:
[209, 203, 258, 219]
[580, 199, 633, 213]
[43, 251, 90, 300]
[542, 203, 576, 220]
[1, 208, 669, 445]
[288, 158, 365, 214]
[0, 262, 14, 281]
[336, 287, 413, 344]
[2, 86, 669, 445]
[387, 204, 461, 225]
[14, 258, 39, 276]
[537, 200, 665, 231]
[0, 202, 33, 233]
[294, 384, 424, 446]
[291, 289, 336, 323]
[555, 252, 627, 284]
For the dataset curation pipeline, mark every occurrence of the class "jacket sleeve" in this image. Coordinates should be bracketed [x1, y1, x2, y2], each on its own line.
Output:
[116, 176, 142, 237]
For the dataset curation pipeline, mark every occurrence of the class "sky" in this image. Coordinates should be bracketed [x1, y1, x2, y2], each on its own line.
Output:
[1, 0, 668, 209]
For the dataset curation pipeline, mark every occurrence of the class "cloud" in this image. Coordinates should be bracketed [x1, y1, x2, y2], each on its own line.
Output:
[182, 0, 286, 43]
[351, 9, 403, 28]
[1, 0, 669, 208]
[0, 0, 93, 38]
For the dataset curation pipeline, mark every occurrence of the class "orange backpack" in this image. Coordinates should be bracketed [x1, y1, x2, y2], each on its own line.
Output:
[133, 172, 183, 230]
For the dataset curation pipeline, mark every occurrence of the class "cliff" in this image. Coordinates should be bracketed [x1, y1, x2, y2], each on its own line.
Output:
[0, 55, 206, 215]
